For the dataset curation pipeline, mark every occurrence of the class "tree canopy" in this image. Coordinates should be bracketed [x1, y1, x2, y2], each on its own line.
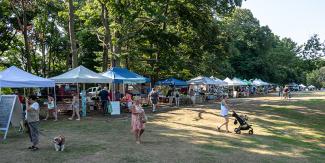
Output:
[0, 0, 324, 85]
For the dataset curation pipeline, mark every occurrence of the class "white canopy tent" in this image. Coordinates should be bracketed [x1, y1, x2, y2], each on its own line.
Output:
[252, 79, 269, 86]
[50, 65, 112, 117]
[187, 76, 220, 85]
[223, 77, 247, 86]
[0, 66, 55, 88]
[210, 76, 228, 86]
[308, 85, 316, 89]
[50, 65, 111, 83]
[299, 84, 306, 88]
[232, 77, 248, 86]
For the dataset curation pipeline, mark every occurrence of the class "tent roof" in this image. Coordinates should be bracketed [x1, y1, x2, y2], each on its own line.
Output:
[51, 65, 111, 83]
[232, 77, 248, 86]
[187, 76, 220, 85]
[299, 84, 306, 87]
[223, 77, 247, 86]
[242, 79, 253, 85]
[0, 66, 55, 88]
[101, 67, 148, 84]
[252, 79, 269, 86]
[210, 76, 228, 86]
[156, 78, 188, 86]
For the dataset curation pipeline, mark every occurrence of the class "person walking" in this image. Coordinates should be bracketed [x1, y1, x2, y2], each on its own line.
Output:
[217, 95, 231, 133]
[174, 89, 180, 107]
[149, 88, 159, 112]
[131, 98, 146, 144]
[189, 89, 195, 105]
[69, 93, 80, 121]
[98, 87, 110, 114]
[43, 95, 57, 121]
[25, 95, 40, 151]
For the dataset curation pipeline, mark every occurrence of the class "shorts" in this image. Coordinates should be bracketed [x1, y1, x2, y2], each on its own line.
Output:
[221, 115, 228, 118]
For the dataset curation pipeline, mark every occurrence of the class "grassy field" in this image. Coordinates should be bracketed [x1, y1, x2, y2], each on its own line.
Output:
[1, 92, 324, 163]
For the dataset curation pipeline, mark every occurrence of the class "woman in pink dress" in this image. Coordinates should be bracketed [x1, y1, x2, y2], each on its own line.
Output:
[131, 98, 146, 144]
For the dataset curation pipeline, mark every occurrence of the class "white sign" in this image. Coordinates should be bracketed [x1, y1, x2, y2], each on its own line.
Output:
[110, 101, 120, 115]
[0, 95, 22, 140]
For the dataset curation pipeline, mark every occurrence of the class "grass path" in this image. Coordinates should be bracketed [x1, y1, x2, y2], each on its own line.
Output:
[1, 92, 324, 163]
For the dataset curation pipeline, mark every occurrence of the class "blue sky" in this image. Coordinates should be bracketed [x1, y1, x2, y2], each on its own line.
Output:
[241, 0, 325, 45]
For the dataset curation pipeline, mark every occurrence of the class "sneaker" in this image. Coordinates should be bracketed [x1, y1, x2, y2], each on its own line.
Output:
[76, 119, 80, 121]
[28, 146, 35, 149]
[31, 146, 39, 151]
[68, 118, 73, 120]
[217, 127, 221, 132]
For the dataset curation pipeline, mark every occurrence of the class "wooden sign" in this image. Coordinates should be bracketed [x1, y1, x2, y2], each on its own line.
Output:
[0, 95, 22, 140]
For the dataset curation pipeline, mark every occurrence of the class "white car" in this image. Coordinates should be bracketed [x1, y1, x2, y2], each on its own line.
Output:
[87, 87, 102, 97]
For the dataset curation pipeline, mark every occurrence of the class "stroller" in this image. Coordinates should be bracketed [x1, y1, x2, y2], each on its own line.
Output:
[232, 111, 254, 135]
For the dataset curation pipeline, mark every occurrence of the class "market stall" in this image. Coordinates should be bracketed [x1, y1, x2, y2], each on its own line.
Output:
[0, 66, 55, 139]
[101, 67, 150, 111]
[187, 76, 220, 103]
[50, 65, 111, 116]
[223, 77, 247, 98]
[252, 79, 269, 95]
[155, 78, 188, 104]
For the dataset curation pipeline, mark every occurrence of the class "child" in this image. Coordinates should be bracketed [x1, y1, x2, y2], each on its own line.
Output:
[44, 95, 58, 121]
[68, 93, 80, 121]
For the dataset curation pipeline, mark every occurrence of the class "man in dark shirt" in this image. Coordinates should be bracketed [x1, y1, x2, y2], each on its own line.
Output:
[98, 87, 109, 114]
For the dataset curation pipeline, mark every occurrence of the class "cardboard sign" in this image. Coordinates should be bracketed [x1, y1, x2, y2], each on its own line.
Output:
[0, 95, 22, 140]
[110, 101, 120, 115]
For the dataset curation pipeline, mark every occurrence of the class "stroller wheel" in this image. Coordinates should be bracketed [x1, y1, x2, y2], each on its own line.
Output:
[248, 129, 253, 135]
[234, 128, 241, 134]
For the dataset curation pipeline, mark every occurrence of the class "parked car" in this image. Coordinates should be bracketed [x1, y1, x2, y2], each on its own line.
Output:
[87, 87, 102, 97]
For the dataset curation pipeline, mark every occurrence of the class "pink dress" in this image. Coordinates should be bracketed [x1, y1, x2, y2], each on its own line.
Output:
[131, 105, 145, 132]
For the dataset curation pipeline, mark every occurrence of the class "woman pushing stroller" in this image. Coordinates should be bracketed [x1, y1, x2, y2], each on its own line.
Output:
[217, 95, 231, 133]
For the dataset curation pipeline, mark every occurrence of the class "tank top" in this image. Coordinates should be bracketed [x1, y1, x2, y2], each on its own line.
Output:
[220, 101, 228, 116]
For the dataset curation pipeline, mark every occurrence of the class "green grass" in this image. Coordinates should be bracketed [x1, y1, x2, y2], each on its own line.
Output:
[0, 92, 324, 162]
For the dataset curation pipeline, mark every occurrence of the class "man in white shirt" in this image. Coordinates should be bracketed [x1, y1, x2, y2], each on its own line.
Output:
[26, 95, 40, 151]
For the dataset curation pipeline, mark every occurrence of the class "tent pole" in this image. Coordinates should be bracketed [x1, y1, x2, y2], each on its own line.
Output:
[123, 83, 125, 95]
[54, 86, 57, 109]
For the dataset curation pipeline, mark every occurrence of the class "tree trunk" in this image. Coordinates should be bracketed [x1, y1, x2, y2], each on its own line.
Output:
[22, 0, 31, 72]
[41, 33, 46, 77]
[68, 0, 78, 68]
[100, 2, 113, 71]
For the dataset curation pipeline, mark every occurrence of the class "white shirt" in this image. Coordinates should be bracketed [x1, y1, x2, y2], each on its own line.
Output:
[31, 102, 40, 110]
[220, 101, 228, 116]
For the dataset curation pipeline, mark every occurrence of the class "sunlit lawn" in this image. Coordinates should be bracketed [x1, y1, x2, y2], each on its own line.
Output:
[1, 92, 324, 163]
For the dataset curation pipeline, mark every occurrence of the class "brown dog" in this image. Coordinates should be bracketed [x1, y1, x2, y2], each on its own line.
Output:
[53, 135, 65, 151]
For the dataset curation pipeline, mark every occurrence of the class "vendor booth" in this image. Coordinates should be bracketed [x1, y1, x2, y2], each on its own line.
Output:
[155, 78, 188, 105]
[101, 67, 150, 112]
[51, 65, 112, 116]
[252, 79, 269, 95]
[187, 76, 221, 103]
[0, 66, 55, 140]
[223, 77, 248, 98]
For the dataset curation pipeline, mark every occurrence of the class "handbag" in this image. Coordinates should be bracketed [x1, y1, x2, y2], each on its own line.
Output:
[140, 113, 148, 123]
[107, 102, 113, 113]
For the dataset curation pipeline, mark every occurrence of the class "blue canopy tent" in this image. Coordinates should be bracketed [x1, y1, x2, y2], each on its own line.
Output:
[101, 67, 151, 100]
[156, 78, 188, 87]
[101, 67, 148, 84]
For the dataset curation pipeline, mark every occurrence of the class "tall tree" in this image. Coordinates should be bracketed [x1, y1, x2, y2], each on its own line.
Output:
[68, 0, 78, 68]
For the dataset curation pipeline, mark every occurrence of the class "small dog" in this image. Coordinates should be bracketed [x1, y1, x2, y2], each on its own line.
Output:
[53, 135, 65, 151]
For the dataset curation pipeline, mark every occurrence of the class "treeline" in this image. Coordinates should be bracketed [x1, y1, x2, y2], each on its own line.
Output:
[0, 0, 324, 85]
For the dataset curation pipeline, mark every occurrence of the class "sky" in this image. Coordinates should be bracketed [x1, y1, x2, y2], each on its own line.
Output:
[241, 0, 325, 45]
